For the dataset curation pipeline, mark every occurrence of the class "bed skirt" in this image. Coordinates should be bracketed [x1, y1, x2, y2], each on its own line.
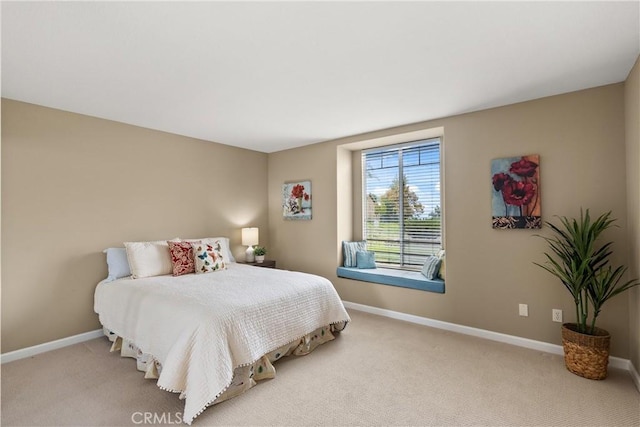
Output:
[103, 321, 347, 409]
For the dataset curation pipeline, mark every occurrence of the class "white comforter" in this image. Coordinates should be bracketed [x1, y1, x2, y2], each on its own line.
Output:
[94, 263, 350, 424]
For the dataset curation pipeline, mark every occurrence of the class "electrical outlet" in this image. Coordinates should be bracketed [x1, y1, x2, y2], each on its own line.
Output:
[552, 309, 563, 323]
[519, 304, 529, 317]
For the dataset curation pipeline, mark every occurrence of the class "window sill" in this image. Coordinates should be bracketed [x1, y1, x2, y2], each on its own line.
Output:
[336, 266, 445, 294]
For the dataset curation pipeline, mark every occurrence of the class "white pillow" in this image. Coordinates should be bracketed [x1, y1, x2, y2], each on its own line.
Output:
[183, 237, 235, 263]
[124, 238, 180, 279]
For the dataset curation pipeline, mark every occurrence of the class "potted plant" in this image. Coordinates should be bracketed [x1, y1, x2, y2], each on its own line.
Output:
[534, 209, 639, 379]
[253, 246, 267, 263]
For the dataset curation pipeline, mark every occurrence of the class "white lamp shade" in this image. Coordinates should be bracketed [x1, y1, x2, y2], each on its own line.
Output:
[241, 227, 259, 246]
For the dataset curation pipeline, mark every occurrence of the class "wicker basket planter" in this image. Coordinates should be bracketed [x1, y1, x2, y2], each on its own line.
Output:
[561, 323, 610, 380]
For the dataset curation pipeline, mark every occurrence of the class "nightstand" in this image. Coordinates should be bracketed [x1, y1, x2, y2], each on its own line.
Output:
[239, 260, 276, 269]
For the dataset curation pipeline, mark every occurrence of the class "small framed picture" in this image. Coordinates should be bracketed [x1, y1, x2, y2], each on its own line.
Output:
[283, 180, 312, 220]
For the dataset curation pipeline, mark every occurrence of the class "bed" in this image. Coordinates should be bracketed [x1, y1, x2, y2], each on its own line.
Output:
[94, 239, 350, 425]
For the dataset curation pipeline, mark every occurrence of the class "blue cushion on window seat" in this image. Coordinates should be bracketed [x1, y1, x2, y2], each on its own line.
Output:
[356, 251, 376, 269]
[336, 266, 445, 293]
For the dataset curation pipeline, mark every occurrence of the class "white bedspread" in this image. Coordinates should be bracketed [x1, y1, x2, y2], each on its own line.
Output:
[94, 263, 350, 424]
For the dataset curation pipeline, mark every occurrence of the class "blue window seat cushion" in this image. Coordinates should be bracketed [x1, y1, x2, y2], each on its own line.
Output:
[336, 266, 445, 293]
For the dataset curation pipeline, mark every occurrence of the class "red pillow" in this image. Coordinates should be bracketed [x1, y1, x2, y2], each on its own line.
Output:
[167, 241, 198, 276]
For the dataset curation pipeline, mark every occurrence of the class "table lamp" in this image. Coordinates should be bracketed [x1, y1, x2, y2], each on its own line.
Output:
[241, 227, 259, 262]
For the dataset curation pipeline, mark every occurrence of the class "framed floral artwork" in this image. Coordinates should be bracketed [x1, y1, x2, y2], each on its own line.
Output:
[491, 154, 541, 229]
[283, 180, 312, 220]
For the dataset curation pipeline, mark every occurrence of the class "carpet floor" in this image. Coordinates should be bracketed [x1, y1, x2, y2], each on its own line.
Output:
[2, 309, 639, 426]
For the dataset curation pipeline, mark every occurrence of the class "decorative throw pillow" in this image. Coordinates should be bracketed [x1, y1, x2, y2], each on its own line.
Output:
[168, 241, 199, 276]
[343, 241, 367, 267]
[193, 241, 227, 274]
[421, 255, 442, 280]
[103, 248, 131, 281]
[356, 251, 376, 269]
[124, 239, 180, 279]
[183, 237, 235, 263]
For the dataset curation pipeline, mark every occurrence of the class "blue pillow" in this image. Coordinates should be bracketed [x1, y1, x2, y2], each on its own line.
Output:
[342, 241, 366, 267]
[103, 248, 131, 281]
[356, 251, 376, 269]
[421, 255, 441, 280]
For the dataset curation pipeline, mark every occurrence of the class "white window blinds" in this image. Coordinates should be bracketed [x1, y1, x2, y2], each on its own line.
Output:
[362, 138, 442, 269]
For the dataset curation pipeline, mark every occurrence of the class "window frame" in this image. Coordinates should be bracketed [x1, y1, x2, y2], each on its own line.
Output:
[362, 137, 444, 271]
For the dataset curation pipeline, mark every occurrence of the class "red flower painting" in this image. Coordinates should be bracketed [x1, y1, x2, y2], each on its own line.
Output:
[491, 155, 541, 229]
[283, 181, 312, 220]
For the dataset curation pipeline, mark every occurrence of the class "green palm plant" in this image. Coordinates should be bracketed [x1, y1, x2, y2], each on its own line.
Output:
[534, 209, 639, 335]
[587, 265, 638, 332]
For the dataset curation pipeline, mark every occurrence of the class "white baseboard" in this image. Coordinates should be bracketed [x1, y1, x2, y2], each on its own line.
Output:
[1, 329, 103, 364]
[342, 301, 633, 376]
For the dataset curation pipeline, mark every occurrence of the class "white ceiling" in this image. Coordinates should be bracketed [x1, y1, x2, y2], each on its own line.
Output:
[2, 2, 639, 153]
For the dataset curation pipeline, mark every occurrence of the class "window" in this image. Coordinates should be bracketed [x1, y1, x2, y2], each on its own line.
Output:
[362, 138, 442, 270]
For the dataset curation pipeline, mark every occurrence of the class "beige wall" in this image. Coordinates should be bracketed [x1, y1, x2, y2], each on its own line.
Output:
[3, 74, 636, 361]
[269, 83, 633, 358]
[625, 56, 640, 370]
[1, 99, 269, 353]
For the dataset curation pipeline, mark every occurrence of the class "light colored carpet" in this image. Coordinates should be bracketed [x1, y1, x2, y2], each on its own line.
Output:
[2, 309, 639, 426]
